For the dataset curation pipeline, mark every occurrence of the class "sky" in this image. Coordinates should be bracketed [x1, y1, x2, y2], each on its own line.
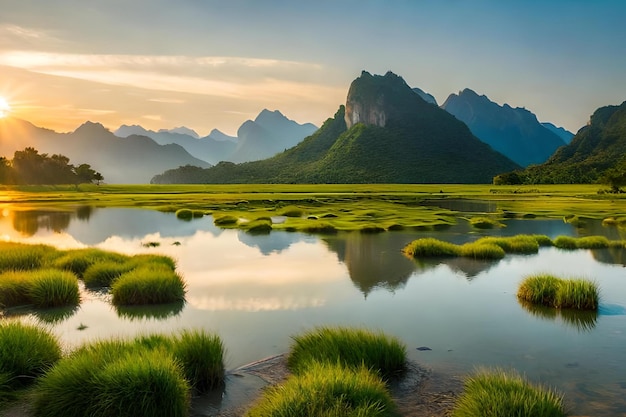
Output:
[1, 0, 625, 136]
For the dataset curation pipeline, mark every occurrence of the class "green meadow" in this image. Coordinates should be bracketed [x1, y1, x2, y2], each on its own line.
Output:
[1, 183, 625, 233]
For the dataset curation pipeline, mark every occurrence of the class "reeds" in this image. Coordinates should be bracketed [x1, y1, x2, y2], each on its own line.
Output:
[287, 327, 406, 379]
[517, 274, 599, 310]
[246, 362, 398, 417]
[452, 369, 565, 417]
[172, 329, 225, 392]
[0, 321, 61, 390]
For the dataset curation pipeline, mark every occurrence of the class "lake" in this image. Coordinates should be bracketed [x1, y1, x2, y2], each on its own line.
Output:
[1, 206, 626, 416]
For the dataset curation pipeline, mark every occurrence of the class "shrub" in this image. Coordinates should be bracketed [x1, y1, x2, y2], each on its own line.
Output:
[111, 264, 186, 305]
[518, 274, 599, 310]
[246, 363, 398, 417]
[172, 330, 225, 392]
[403, 238, 459, 257]
[452, 369, 565, 417]
[0, 321, 61, 389]
[287, 327, 406, 379]
[28, 269, 80, 308]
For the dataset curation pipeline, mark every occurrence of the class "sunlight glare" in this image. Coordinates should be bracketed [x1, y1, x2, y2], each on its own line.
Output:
[0, 97, 10, 118]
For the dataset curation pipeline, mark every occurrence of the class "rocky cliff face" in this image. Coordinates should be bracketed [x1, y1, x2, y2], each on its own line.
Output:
[344, 71, 412, 129]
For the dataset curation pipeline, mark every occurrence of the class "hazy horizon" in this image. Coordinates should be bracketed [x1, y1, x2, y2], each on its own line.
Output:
[1, 0, 625, 136]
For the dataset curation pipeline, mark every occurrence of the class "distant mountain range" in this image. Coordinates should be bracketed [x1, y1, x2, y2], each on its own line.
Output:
[152, 71, 520, 184]
[114, 109, 317, 165]
[497, 101, 626, 184]
[0, 120, 210, 183]
[441, 88, 569, 167]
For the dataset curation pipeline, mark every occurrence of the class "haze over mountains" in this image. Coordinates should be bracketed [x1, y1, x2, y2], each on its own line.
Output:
[441, 88, 570, 167]
[152, 71, 520, 184]
[114, 110, 317, 165]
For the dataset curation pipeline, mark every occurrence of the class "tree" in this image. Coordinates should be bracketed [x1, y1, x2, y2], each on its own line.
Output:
[601, 160, 626, 193]
[74, 163, 103, 184]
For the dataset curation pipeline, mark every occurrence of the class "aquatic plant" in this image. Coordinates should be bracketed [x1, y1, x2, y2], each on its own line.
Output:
[246, 362, 397, 417]
[452, 368, 565, 417]
[0, 270, 31, 307]
[53, 248, 129, 276]
[82, 261, 135, 287]
[518, 274, 599, 310]
[287, 327, 406, 379]
[402, 238, 460, 257]
[0, 242, 57, 271]
[575, 235, 610, 249]
[0, 321, 61, 389]
[458, 242, 506, 260]
[213, 214, 238, 226]
[279, 206, 305, 217]
[175, 208, 193, 220]
[475, 235, 539, 254]
[469, 217, 504, 229]
[111, 263, 186, 305]
[553, 236, 578, 250]
[28, 269, 80, 308]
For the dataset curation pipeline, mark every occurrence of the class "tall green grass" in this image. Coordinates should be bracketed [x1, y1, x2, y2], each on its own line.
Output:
[474, 235, 540, 254]
[553, 236, 578, 250]
[458, 242, 506, 260]
[0, 269, 79, 308]
[518, 274, 599, 310]
[0, 242, 58, 271]
[53, 248, 129, 276]
[111, 263, 186, 305]
[0, 321, 61, 389]
[172, 330, 225, 392]
[111, 263, 185, 305]
[82, 261, 135, 287]
[32, 331, 224, 417]
[403, 238, 459, 257]
[287, 327, 406, 379]
[452, 369, 565, 417]
[246, 363, 398, 417]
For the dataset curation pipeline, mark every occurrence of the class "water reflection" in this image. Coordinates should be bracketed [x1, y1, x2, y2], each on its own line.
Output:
[115, 301, 185, 321]
[518, 300, 598, 332]
[590, 247, 626, 266]
[411, 257, 499, 280]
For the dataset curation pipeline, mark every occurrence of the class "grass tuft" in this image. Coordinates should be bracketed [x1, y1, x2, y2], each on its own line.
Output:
[213, 214, 238, 226]
[279, 206, 305, 217]
[83, 261, 135, 287]
[518, 274, 599, 310]
[575, 235, 610, 249]
[53, 249, 129, 277]
[458, 242, 506, 260]
[175, 208, 193, 220]
[469, 217, 504, 229]
[28, 269, 80, 308]
[172, 330, 225, 392]
[0, 242, 57, 271]
[403, 238, 459, 257]
[111, 263, 186, 305]
[553, 236, 578, 250]
[287, 327, 406, 380]
[0, 321, 61, 390]
[452, 368, 565, 417]
[246, 362, 398, 417]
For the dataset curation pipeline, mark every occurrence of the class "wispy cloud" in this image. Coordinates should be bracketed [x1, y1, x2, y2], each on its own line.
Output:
[0, 51, 340, 101]
[147, 98, 186, 104]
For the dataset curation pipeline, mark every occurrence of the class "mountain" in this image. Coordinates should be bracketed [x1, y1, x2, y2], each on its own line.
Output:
[151, 71, 519, 184]
[115, 110, 316, 164]
[160, 126, 199, 138]
[541, 122, 574, 144]
[441, 89, 566, 167]
[114, 125, 236, 164]
[495, 101, 626, 184]
[229, 109, 318, 163]
[412, 87, 437, 105]
[0, 119, 210, 183]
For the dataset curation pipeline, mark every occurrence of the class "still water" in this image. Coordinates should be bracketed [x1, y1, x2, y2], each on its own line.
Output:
[1, 206, 626, 416]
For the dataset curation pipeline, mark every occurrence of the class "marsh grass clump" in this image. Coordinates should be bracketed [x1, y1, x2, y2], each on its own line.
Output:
[246, 363, 398, 417]
[469, 217, 504, 229]
[279, 206, 305, 217]
[474, 235, 539, 254]
[0, 242, 57, 271]
[452, 369, 565, 417]
[575, 235, 610, 249]
[302, 222, 337, 234]
[287, 327, 406, 379]
[458, 242, 506, 260]
[32, 343, 189, 417]
[0, 321, 61, 390]
[403, 238, 460, 257]
[82, 261, 135, 287]
[530, 234, 554, 247]
[28, 269, 80, 308]
[129, 254, 177, 271]
[0, 269, 79, 308]
[243, 219, 273, 234]
[53, 249, 129, 276]
[518, 274, 599, 310]
[111, 263, 186, 305]
[213, 214, 238, 226]
[553, 236, 578, 250]
[175, 208, 193, 220]
[172, 330, 225, 392]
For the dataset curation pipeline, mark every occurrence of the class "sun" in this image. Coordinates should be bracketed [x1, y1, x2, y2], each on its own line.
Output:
[0, 97, 11, 118]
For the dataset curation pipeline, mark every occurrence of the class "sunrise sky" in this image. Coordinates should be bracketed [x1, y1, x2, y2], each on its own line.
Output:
[1, 0, 625, 136]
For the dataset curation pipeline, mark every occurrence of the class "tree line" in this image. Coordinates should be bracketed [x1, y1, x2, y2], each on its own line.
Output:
[0, 147, 103, 185]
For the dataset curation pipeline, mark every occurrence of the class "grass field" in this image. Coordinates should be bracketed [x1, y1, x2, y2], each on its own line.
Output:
[1, 184, 625, 233]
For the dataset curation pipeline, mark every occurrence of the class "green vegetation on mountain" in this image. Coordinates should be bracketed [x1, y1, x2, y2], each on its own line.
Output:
[495, 101, 626, 187]
[152, 72, 519, 184]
